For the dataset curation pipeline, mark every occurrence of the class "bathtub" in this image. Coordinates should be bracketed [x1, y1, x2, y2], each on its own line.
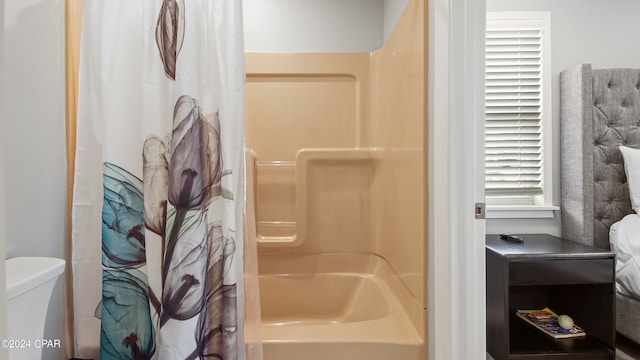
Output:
[258, 253, 425, 360]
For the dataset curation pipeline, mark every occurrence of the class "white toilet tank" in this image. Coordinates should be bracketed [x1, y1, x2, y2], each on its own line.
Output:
[5, 257, 66, 360]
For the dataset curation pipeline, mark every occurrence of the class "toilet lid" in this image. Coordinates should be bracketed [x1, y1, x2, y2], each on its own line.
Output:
[6, 257, 65, 299]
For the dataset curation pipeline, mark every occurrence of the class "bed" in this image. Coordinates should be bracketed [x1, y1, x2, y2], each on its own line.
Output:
[560, 63, 640, 345]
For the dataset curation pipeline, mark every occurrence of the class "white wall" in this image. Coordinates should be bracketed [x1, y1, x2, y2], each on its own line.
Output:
[0, 138, 7, 360]
[243, 0, 385, 52]
[2, 0, 67, 358]
[486, 0, 640, 236]
[383, 0, 409, 43]
[0, 1, 8, 356]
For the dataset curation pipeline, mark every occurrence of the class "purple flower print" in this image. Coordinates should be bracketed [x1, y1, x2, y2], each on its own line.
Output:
[143, 135, 169, 237]
[159, 95, 224, 329]
[168, 95, 222, 210]
[192, 225, 237, 360]
[160, 210, 208, 324]
[156, 0, 185, 80]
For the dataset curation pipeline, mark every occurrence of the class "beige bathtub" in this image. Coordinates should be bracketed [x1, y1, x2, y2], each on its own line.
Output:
[258, 253, 425, 360]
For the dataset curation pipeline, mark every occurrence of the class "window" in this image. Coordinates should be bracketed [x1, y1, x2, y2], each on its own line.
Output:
[485, 12, 553, 211]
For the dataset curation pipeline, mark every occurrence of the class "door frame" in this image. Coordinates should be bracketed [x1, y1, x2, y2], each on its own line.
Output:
[427, 0, 486, 358]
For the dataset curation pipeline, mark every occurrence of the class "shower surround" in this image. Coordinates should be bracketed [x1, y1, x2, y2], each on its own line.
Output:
[244, 0, 426, 358]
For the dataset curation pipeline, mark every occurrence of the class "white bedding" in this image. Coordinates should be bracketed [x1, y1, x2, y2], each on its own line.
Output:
[610, 213, 640, 299]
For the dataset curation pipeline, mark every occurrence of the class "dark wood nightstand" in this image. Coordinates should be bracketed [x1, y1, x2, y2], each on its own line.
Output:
[486, 234, 615, 360]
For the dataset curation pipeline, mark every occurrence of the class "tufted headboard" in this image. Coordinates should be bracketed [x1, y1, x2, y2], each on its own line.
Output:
[560, 64, 640, 249]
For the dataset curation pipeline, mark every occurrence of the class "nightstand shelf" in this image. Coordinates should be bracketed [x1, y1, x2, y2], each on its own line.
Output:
[509, 314, 612, 359]
[486, 234, 615, 360]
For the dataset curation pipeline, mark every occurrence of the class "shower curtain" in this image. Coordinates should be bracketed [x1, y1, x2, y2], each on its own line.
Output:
[71, 1, 257, 359]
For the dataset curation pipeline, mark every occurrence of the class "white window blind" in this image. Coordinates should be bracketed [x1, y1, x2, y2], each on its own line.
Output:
[485, 26, 544, 196]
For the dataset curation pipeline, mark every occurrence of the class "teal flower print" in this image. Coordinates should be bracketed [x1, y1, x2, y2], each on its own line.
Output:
[100, 269, 156, 360]
[102, 162, 146, 269]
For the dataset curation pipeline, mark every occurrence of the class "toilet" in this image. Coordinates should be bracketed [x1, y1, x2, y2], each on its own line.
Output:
[6, 257, 66, 360]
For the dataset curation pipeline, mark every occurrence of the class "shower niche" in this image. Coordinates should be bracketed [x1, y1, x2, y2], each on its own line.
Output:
[249, 147, 378, 249]
[253, 159, 297, 240]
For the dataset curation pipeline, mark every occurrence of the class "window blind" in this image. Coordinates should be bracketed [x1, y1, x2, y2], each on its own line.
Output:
[485, 28, 544, 195]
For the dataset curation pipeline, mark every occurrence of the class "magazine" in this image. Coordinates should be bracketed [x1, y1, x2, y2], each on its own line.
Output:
[516, 307, 586, 339]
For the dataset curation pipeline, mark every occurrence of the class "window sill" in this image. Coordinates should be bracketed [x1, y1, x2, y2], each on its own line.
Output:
[486, 205, 559, 219]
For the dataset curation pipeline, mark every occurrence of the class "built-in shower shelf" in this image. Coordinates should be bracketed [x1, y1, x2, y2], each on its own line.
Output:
[257, 221, 297, 239]
[254, 161, 298, 245]
[255, 229, 299, 247]
[249, 148, 378, 248]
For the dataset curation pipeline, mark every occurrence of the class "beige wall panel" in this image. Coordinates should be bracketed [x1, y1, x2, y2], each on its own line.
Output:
[371, 0, 425, 307]
[246, 75, 358, 161]
[245, 53, 372, 250]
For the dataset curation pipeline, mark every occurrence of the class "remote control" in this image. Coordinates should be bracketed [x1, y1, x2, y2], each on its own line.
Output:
[500, 234, 524, 243]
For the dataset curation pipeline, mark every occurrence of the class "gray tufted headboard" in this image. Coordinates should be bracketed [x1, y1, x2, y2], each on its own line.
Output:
[561, 64, 640, 249]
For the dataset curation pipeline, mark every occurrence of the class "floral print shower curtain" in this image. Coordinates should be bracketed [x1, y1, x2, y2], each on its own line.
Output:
[72, 1, 247, 359]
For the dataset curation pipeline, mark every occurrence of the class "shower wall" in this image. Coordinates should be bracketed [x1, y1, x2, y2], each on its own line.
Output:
[246, 53, 373, 252]
[245, 0, 425, 310]
[370, 0, 425, 308]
